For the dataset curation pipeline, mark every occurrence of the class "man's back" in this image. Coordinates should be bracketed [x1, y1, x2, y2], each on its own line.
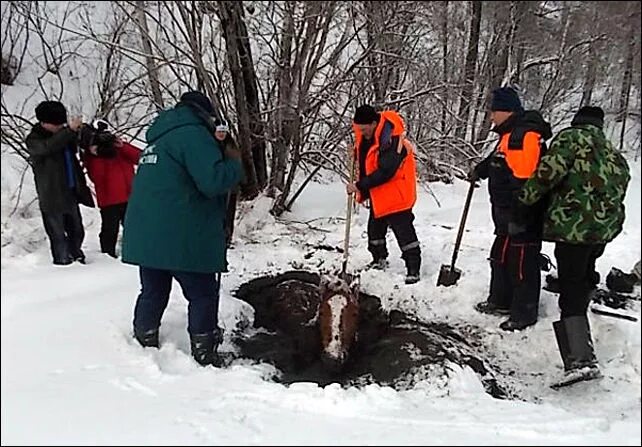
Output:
[122, 104, 242, 273]
[522, 123, 630, 244]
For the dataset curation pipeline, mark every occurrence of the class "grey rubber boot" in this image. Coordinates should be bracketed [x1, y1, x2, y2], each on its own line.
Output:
[551, 316, 601, 389]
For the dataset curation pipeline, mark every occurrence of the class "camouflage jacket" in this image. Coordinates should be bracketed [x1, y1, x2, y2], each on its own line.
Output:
[519, 124, 630, 244]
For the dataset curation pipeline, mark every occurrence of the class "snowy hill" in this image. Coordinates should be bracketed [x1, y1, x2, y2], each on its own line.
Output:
[1, 153, 640, 444]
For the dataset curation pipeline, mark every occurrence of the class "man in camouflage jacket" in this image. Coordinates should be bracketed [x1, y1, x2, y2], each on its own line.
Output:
[517, 106, 631, 388]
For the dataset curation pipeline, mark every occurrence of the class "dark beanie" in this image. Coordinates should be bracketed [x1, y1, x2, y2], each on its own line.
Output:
[353, 105, 379, 125]
[571, 106, 604, 128]
[490, 87, 523, 113]
[35, 101, 67, 125]
[180, 91, 215, 116]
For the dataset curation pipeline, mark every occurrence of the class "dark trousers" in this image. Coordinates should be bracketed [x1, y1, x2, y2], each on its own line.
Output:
[367, 209, 421, 272]
[133, 267, 221, 335]
[555, 242, 606, 318]
[100, 203, 127, 257]
[41, 205, 85, 264]
[488, 235, 541, 324]
[587, 244, 605, 286]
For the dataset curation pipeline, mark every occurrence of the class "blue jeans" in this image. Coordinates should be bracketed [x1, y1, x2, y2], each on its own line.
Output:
[133, 267, 221, 335]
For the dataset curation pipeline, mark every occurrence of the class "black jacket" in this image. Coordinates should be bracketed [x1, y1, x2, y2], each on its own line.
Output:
[25, 124, 95, 214]
[476, 111, 551, 238]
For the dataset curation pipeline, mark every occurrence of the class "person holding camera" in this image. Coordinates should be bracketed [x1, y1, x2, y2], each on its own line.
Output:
[212, 118, 243, 248]
[25, 101, 95, 265]
[79, 121, 141, 258]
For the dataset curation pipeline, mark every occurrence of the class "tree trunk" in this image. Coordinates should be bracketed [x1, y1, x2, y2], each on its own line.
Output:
[580, 7, 600, 107]
[134, 1, 164, 110]
[441, 0, 449, 134]
[217, 1, 266, 198]
[269, 1, 295, 197]
[454, 1, 481, 141]
[618, 18, 635, 151]
[476, 30, 509, 143]
[580, 41, 597, 107]
[508, 1, 528, 85]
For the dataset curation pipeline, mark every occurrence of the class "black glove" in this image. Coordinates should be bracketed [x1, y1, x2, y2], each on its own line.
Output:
[467, 166, 480, 182]
[469, 155, 492, 182]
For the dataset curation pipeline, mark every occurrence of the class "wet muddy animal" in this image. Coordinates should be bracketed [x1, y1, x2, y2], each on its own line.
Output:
[318, 275, 360, 372]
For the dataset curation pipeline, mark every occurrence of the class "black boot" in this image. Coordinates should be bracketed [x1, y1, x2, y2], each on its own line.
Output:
[551, 316, 601, 389]
[366, 258, 389, 270]
[134, 328, 159, 348]
[190, 329, 223, 367]
[475, 301, 510, 316]
[403, 249, 421, 285]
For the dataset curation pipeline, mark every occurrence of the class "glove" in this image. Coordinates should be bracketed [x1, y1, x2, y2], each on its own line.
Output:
[508, 221, 527, 236]
[467, 166, 480, 182]
[224, 146, 241, 160]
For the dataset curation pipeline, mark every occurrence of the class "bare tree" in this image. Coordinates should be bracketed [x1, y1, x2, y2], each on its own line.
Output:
[454, 1, 481, 141]
[217, 0, 267, 198]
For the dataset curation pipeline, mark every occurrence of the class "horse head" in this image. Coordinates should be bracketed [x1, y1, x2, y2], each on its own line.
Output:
[318, 275, 360, 373]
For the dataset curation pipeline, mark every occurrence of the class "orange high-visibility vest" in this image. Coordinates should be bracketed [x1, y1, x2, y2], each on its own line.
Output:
[497, 131, 541, 179]
[353, 110, 417, 218]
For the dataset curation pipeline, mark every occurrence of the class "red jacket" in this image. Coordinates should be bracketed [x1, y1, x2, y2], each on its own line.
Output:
[83, 142, 141, 208]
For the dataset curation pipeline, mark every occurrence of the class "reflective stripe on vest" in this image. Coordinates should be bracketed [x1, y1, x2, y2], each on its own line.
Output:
[353, 110, 417, 218]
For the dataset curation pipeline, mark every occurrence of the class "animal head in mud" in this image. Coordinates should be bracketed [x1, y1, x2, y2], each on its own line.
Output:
[318, 276, 360, 372]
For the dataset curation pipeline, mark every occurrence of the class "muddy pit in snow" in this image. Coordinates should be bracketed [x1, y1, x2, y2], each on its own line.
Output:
[231, 270, 508, 399]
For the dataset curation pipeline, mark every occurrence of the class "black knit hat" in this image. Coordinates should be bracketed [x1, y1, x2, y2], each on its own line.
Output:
[571, 106, 604, 128]
[180, 91, 215, 116]
[35, 101, 67, 125]
[490, 87, 523, 113]
[353, 105, 379, 125]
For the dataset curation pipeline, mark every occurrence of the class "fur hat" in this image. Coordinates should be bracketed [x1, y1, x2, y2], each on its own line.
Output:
[35, 101, 67, 125]
[353, 105, 379, 125]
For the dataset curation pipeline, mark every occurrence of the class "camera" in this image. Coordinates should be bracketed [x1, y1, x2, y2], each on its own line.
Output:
[78, 119, 117, 158]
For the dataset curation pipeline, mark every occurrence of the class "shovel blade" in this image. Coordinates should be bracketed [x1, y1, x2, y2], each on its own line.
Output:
[436, 264, 461, 287]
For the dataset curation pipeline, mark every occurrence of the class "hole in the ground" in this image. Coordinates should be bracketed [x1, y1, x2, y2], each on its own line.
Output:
[232, 270, 508, 399]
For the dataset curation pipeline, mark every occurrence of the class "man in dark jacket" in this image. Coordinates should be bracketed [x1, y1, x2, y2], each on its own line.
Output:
[122, 91, 243, 367]
[470, 87, 552, 331]
[519, 106, 631, 388]
[25, 101, 95, 265]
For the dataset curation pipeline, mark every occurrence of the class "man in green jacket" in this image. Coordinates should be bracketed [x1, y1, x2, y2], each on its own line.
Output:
[517, 106, 631, 388]
[122, 91, 243, 367]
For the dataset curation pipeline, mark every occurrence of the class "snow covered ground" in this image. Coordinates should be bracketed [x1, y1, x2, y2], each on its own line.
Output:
[2, 152, 640, 445]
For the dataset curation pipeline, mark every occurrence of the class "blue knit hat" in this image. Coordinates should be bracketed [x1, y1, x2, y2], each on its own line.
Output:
[490, 87, 523, 113]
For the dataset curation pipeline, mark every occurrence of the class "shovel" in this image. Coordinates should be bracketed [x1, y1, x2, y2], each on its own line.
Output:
[320, 145, 359, 293]
[436, 180, 476, 287]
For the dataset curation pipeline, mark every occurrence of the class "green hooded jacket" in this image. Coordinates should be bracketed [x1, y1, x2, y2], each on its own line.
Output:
[122, 104, 242, 272]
